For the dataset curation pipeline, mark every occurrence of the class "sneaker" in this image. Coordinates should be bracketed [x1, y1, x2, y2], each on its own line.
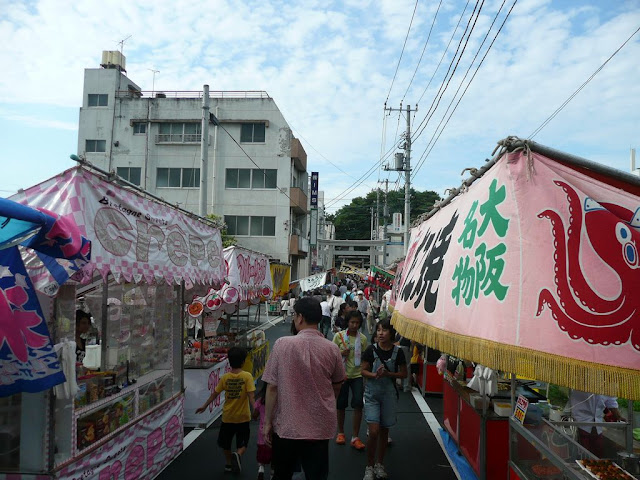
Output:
[363, 466, 375, 480]
[335, 433, 346, 445]
[373, 463, 388, 479]
[350, 437, 366, 450]
[224, 465, 232, 473]
[231, 452, 242, 473]
[387, 434, 393, 444]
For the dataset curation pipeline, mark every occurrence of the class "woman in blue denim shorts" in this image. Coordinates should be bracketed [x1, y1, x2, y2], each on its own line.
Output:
[360, 319, 407, 480]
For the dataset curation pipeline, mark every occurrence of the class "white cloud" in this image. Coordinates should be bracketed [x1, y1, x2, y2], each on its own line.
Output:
[0, 0, 638, 210]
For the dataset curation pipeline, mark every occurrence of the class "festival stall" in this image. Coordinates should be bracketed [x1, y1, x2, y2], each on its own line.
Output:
[391, 137, 640, 480]
[0, 198, 91, 476]
[183, 245, 272, 427]
[4, 165, 226, 480]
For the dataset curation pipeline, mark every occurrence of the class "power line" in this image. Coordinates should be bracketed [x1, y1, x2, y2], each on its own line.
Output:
[413, 0, 518, 178]
[401, 0, 444, 104]
[411, 0, 485, 146]
[529, 24, 640, 139]
[416, 0, 472, 106]
[384, 0, 419, 105]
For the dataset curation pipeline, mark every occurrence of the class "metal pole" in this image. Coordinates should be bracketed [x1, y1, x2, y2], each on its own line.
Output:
[199, 85, 210, 217]
[383, 179, 388, 242]
[404, 104, 411, 255]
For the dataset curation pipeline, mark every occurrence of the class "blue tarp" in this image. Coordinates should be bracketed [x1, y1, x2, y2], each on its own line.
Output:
[439, 428, 479, 480]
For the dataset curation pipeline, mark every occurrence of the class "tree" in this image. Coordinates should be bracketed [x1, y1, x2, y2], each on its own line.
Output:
[206, 214, 237, 248]
[330, 188, 440, 240]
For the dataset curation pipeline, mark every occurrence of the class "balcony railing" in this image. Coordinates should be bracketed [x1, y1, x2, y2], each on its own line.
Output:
[289, 187, 308, 214]
[117, 90, 271, 99]
[155, 134, 211, 144]
[289, 234, 309, 256]
[291, 138, 307, 172]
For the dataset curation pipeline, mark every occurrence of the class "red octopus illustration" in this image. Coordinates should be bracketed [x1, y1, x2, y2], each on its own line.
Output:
[537, 180, 640, 351]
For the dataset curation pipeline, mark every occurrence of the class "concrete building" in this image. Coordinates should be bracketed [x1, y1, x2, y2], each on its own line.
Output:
[76, 52, 310, 279]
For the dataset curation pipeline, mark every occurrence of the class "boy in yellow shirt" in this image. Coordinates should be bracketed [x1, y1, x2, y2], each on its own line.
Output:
[197, 347, 256, 473]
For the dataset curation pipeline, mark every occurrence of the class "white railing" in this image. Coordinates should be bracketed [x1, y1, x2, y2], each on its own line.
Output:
[155, 134, 211, 144]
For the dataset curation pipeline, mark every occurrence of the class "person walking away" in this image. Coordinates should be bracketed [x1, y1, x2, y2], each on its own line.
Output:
[570, 390, 625, 458]
[262, 297, 346, 480]
[361, 319, 407, 480]
[327, 290, 344, 334]
[196, 347, 256, 473]
[253, 382, 274, 480]
[280, 294, 290, 321]
[356, 291, 370, 320]
[379, 289, 391, 321]
[286, 294, 297, 324]
[333, 311, 368, 451]
[410, 342, 424, 391]
[320, 294, 331, 338]
[395, 334, 412, 392]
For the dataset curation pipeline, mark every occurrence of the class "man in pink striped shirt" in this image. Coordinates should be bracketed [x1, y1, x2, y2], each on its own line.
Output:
[262, 296, 346, 480]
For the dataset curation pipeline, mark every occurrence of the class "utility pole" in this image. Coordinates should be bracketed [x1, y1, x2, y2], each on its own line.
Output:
[199, 85, 210, 217]
[382, 179, 389, 241]
[384, 104, 414, 255]
[370, 207, 374, 240]
[376, 188, 380, 239]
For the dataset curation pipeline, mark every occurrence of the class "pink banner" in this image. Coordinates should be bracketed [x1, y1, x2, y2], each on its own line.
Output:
[224, 246, 273, 309]
[12, 167, 226, 288]
[56, 395, 184, 480]
[394, 150, 640, 397]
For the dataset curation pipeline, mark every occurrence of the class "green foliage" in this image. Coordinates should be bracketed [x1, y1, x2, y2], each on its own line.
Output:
[206, 214, 237, 248]
[617, 399, 640, 412]
[331, 188, 440, 240]
[547, 384, 569, 408]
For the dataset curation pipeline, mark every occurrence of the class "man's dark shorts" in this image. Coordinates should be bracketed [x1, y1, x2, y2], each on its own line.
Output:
[337, 377, 364, 410]
[217, 421, 250, 450]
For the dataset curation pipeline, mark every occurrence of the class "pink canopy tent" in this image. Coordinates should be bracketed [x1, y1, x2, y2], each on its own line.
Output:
[392, 137, 640, 399]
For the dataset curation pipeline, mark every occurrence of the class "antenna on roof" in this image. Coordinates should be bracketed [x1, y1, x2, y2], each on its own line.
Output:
[149, 69, 160, 97]
[118, 35, 132, 58]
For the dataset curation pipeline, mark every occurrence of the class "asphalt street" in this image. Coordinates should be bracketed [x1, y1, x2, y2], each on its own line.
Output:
[157, 316, 456, 480]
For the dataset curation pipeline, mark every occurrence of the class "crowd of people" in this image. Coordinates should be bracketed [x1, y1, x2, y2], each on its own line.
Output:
[194, 277, 627, 479]
[198, 279, 420, 480]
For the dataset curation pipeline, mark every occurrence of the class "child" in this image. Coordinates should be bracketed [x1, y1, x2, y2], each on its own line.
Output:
[333, 310, 368, 450]
[361, 319, 407, 480]
[252, 382, 273, 480]
[196, 347, 256, 474]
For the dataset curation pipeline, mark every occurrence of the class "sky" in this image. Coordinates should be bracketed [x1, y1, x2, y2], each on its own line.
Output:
[0, 0, 639, 216]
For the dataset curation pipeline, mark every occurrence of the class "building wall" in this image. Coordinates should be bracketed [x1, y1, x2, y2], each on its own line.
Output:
[78, 67, 308, 274]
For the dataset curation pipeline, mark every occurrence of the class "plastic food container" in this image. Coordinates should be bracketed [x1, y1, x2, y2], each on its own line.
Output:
[493, 402, 512, 416]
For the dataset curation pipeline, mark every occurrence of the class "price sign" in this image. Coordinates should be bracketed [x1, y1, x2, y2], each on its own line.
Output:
[513, 395, 529, 424]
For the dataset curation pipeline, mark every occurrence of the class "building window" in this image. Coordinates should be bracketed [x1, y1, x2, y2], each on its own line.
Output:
[225, 215, 275, 236]
[86, 139, 106, 153]
[156, 168, 200, 188]
[182, 168, 200, 188]
[133, 122, 147, 134]
[117, 167, 142, 186]
[88, 94, 108, 107]
[240, 123, 265, 143]
[157, 123, 201, 143]
[225, 168, 276, 189]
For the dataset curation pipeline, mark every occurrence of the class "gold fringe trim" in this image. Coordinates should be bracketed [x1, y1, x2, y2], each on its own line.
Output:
[392, 311, 640, 400]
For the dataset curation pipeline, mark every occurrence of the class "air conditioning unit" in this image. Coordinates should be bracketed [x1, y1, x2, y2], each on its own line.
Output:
[101, 51, 126, 71]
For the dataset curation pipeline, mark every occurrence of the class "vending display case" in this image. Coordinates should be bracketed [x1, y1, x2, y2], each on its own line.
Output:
[509, 417, 597, 480]
[52, 280, 182, 466]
